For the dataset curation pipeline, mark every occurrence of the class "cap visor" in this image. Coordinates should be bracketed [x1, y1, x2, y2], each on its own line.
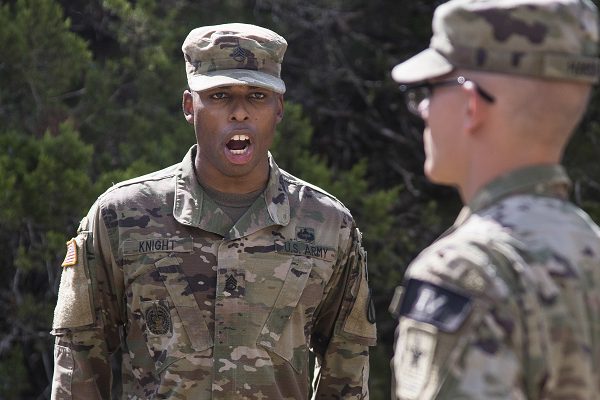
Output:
[391, 48, 454, 84]
[188, 69, 286, 94]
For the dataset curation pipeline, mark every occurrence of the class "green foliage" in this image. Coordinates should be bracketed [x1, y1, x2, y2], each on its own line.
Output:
[0, 132, 33, 229]
[26, 124, 94, 223]
[0, 345, 29, 398]
[0, 122, 94, 398]
[0, 0, 90, 134]
[565, 89, 600, 223]
[65, 0, 196, 176]
[0, 123, 93, 234]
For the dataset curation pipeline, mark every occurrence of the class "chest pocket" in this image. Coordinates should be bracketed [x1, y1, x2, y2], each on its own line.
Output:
[254, 256, 315, 372]
[132, 254, 213, 373]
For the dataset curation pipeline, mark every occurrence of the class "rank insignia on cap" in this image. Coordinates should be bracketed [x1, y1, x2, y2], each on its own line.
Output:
[61, 239, 78, 267]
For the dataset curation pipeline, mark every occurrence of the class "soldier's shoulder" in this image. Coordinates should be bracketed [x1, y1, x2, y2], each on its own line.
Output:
[407, 215, 514, 300]
[97, 163, 179, 204]
[481, 194, 600, 261]
[280, 168, 352, 217]
[486, 194, 600, 234]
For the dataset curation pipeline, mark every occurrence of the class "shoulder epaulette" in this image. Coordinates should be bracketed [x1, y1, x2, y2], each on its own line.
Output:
[100, 163, 179, 198]
[280, 169, 345, 207]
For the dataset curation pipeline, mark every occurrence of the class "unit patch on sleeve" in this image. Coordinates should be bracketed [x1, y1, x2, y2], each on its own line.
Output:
[394, 324, 437, 400]
[61, 239, 78, 267]
[399, 279, 472, 333]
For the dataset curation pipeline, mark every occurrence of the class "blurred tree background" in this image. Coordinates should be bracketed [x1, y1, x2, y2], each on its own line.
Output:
[1, 0, 599, 398]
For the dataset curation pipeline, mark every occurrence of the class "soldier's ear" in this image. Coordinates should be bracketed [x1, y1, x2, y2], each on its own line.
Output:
[463, 82, 487, 134]
[183, 90, 194, 125]
[276, 94, 284, 124]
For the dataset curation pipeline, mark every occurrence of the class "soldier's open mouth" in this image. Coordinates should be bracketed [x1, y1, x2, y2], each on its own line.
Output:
[226, 135, 251, 154]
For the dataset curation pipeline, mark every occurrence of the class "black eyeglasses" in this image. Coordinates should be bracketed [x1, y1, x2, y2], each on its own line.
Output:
[399, 76, 496, 116]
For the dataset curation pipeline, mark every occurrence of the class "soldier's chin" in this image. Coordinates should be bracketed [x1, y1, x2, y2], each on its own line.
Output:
[423, 160, 443, 184]
[424, 162, 457, 187]
[224, 144, 254, 165]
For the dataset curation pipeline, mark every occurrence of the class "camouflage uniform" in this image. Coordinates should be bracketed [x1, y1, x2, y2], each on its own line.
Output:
[51, 145, 377, 399]
[390, 0, 600, 399]
[390, 0, 600, 85]
[390, 165, 600, 399]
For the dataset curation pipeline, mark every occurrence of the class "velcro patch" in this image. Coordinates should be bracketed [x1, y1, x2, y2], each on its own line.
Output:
[53, 235, 94, 329]
[61, 239, 78, 267]
[274, 240, 336, 262]
[122, 237, 193, 256]
[400, 279, 472, 333]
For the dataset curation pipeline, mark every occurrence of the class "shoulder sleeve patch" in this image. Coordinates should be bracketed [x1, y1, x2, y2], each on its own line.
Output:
[53, 235, 94, 330]
[393, 323, 438, 400]
[400, 279, 472, 333]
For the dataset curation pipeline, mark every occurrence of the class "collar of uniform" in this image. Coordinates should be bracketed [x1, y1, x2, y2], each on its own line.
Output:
[263, 153, 291, 226]
[173, 145, 290, 234]
[228, 155, 291, 239]
[448, 164, 571, 231]
[173, 145, 205, 228]
[467, 164, 571, 215]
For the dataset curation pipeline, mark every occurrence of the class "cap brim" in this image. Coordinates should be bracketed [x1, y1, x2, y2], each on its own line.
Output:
[391, 48, 454, 84]
[187, 69, 286, 94]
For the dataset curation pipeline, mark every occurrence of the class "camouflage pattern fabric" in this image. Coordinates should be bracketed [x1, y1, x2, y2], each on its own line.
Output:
[51, 145, 377, 399]
[391, 0, 600, 84]
[182, 23, 287, 94]
[390, 165, 600, 399]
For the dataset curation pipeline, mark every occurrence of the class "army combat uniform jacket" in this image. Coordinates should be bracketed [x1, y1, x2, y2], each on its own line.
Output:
[391, 165, 600, 399]
[51, 145, 377, 399]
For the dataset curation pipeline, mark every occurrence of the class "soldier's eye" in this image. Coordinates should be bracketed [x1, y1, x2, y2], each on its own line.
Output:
[210, 92, 228, 100]
[250, 92, 266, 100]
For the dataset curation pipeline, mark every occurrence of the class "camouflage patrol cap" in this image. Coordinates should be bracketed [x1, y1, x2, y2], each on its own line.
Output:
[392, 0, 600, 84]
[182, 23, 287, 93]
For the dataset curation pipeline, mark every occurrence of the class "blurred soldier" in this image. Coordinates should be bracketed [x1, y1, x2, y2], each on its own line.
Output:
[51, 23, 376, 399]
[389, 0, 600, 399]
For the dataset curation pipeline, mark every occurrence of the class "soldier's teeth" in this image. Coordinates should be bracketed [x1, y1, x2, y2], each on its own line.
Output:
[230, 149, 246, 154]
[232, 134, 250, 141]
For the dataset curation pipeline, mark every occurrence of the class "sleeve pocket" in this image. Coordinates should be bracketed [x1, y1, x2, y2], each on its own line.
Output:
[342, 246, 377, 344]
[51, 343, 74, 399]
